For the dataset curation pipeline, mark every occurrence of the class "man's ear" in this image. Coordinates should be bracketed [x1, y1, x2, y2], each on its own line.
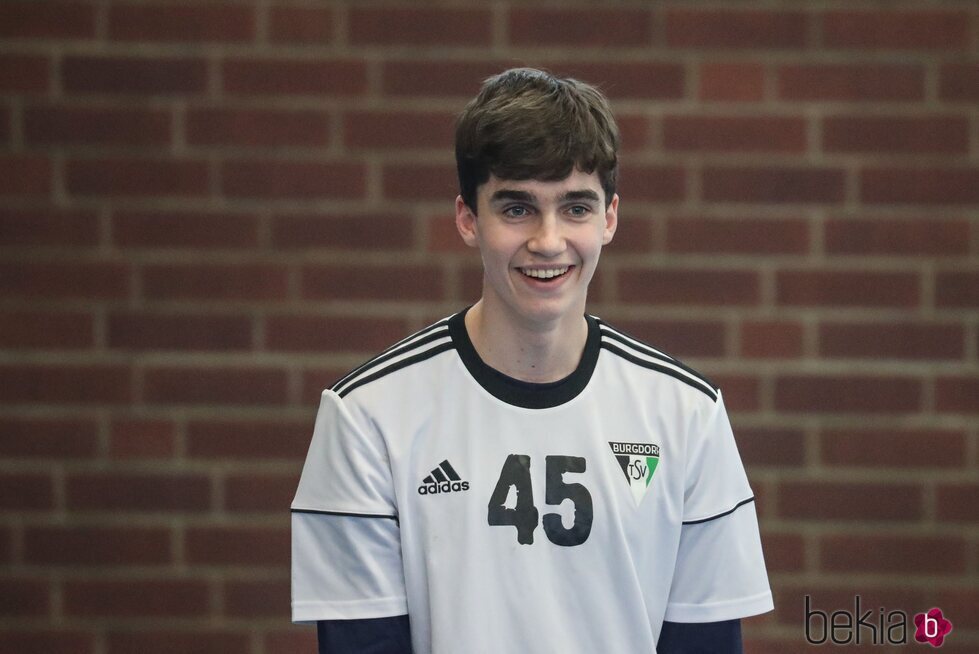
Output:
[602, 193, 619, 245]
[455, 195, 479, 248]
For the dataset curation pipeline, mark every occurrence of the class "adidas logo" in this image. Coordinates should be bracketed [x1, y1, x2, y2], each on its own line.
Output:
[417, 460, 470, 495]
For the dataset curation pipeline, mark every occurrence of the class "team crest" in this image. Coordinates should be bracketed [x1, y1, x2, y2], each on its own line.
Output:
[609, 441, 660, 505]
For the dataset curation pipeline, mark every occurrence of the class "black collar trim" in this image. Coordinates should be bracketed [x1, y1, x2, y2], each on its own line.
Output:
[448, 307, 601, 409]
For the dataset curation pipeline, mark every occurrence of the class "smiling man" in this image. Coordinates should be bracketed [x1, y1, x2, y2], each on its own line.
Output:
[292, 68, 773, 653]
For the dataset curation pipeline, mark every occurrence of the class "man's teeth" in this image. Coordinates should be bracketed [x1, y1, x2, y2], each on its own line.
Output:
[521, 267, 569, 279]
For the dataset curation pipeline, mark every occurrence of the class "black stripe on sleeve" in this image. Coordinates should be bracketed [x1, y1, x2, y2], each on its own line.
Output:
[337, 341, 455, 398]
[291, 508, 398, 521]
[681, 497, 755, 525]
[600, 341, 718, 402]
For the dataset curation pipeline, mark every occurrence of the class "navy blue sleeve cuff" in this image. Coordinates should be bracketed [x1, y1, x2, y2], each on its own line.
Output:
[657, 619, 743, 654]
[317, 615, 412, 654]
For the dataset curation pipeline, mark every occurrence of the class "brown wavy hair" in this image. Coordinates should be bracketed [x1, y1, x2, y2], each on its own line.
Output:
[455, 68, 620, 212]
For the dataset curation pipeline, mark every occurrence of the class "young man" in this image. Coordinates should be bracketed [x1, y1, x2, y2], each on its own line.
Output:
[292, 68, 773, 653]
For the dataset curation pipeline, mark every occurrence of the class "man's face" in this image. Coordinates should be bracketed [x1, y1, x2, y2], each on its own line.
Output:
[455, 169, 618, 329]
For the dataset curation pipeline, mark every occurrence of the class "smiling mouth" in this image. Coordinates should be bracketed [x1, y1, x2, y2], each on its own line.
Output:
[518, 266, 573, 281]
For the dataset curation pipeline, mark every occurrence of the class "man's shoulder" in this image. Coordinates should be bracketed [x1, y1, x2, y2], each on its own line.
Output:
[592, 315, 719, 404]
[329, 314, 457, 400]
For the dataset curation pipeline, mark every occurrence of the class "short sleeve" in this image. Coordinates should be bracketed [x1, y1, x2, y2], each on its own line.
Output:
[291, 390, 408, 622]
[664, 390, 773, 622]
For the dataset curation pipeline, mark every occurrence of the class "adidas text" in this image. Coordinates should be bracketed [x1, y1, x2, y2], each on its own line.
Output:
[418, 480, 470, 495]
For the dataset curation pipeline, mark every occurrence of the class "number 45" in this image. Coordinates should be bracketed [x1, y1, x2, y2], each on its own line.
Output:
[487, 454, 593, 547]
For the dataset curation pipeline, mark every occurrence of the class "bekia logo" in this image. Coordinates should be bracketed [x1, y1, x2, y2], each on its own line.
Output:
[914, 608, 953, 648]
[805, 596, 953, 648]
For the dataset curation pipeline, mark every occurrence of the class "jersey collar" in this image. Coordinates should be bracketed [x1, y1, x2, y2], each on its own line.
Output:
[448, 307, 601, 409]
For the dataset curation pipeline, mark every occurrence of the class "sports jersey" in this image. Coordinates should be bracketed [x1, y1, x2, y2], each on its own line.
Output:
[292, 307, 773, 653]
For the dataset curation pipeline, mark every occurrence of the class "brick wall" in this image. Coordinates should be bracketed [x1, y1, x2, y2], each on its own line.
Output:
[1, 1, 977, 652]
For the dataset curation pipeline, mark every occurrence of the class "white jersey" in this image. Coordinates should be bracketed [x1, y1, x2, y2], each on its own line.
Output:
[292, 308, 773, 653]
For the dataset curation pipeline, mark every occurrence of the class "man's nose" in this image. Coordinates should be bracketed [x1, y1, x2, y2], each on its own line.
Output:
[528, 214, 565, 255]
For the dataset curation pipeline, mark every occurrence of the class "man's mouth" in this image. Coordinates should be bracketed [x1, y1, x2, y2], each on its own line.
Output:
[518, 266, 572, 281]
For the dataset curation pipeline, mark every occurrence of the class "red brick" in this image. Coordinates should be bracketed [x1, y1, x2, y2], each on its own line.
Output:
[301, 264, 444, 301]
[932, 589, 979, 630]
[24, 526, 171, 566]
[67, 473, 211, 512]
[736, 427, 805, 467]
[936, 483, 979, 521]
[940, 64, 979, 101]
[67, 158, 208, 197]
[0, 2, 96, 39]
[266, 315, 409, 353]
[776, 270, 919, 308]
[428, 215, 472, 253]
[271, 213, 414, 251]
[24, 105, 171, 147]
[823, 115, 968, 154]
[936, 272, 979, 308]
[601, 215, 654, 253]
[935, 377, 979, 414]
[616, 115, 651, 152]
[547, 62, 686, 100]
[666, 216, 809, 255]
[0, 632, 94, 654]
[223, 59, 366, 96]
[64, 580, 209, 618]
[302, 369, 354, 404]
[617, 165, 686, 202]
[144, 367, 289, 406]
[0, 473, 54, 510]
[618, 269, 760, 306]
[141, 264, 288, 301]
[382, 163, 456, 201]
[668, 9, 807, 48]
[107, 632, 248, 654]
[351, 7, 490, 46]
[112, 210, 260, 249]
[186, 526, 289, 566]
[699, 63, 765, 102]
[0, 579, 50, 617]
[0, 529, 13, 562]
[269, 6, 334, 43]
[821, 429, 966, 468]
[777, 64, 924, 102]
[0, 418, 97, 459]
[0, 106, 9, 143]
[187, 419, 309, 460]
[187, 108, 330, 148]
[775, 375, 922, 414]
[778, 481, 923, 521]
[664, 115, 806, 153]
[0, 364, 131, 404]
[225, 473, 299, 513]
[714, 375, 760, 412]
[0, 261, 129, 300]
[223, 160, 366, 199]
[224, 579, 289, 618]
[110, 419, 176, 460]
[0, 155, 51, 196]
[823, 11, 970, 51]
[0, 310, 95, 350]
[598, 318, 725, 358]
[344, 110, 455, 150]
[264, 629, 317, 654]
[0, 208, 99, 247]
[820, 322, 963, 360]
[109, 4, 255, 42]
[825, 217, 970, 256]
[63, 56, 207, 96]
[0, 54, 49, 92]
[508, 8, 651, 47]
[741, 321, 804, 359]
[382, 60, 520, 98]
[862, 168, 979, 205]
[703, 167, 845, 204]
[822, 534, 965, 574]
[760, 532, 805, 573]
[108, 312, 252, 351]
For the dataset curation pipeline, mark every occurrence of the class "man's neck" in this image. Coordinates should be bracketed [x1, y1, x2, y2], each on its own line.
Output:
[463, 300, 589, 383]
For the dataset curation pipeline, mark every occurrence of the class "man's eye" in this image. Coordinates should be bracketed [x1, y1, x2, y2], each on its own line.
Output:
[568, 205, 590, 217]
[503, 206, 528, 218]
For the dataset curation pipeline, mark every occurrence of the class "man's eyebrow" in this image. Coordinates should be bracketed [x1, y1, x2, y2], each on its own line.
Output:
[560, 189, 601, 203]
[488, 189, 536, 204]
